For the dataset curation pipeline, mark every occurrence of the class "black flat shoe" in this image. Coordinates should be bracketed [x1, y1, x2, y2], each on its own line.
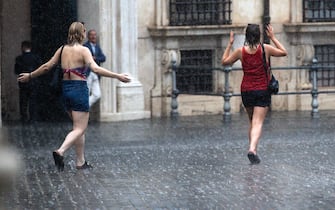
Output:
[53, 151, 64, 171]
[76, 161, 93, 170]
[247, 152, 261, 164]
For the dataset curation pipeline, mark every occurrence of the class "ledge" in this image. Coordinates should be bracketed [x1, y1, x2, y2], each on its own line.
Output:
[148, 25, 246, 37]
[283, 22, 335, 33]
[100, 111, 151, 122]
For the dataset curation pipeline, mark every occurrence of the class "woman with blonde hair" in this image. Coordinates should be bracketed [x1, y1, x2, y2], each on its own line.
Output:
[222, 24, 287, 164]
[18, 22, 130, 171]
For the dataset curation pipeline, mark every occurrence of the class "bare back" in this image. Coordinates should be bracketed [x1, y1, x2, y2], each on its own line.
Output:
[61, 44, 88, 80]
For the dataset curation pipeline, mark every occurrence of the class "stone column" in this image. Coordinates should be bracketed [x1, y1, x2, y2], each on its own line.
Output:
[99, 0, 150, 121]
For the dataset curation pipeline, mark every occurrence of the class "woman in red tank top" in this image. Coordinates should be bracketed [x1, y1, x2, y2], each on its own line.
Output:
[222, 24, 287, 164]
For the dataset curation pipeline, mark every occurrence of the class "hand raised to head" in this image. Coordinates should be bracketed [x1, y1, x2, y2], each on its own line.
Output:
[265, 24, 275, 39]
[229, 30, 234, 45]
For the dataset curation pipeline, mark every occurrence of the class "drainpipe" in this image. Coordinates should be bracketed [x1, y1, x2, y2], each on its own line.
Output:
[263, 0, 270, 44]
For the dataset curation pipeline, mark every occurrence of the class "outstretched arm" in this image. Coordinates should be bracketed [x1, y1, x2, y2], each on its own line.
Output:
[83, 47, 130, 83]
[17, 46, 62, 83]
[221, 31, 241, 65]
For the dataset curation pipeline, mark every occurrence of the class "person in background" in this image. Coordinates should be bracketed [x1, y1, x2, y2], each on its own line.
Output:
[86, 70, 101, 107]
[84, 29, 106, 66]
[15, 40, 41, 123]
[221, 24, 287, 164]
[18, 22, 131, 171]
[84, 29, 105, 107]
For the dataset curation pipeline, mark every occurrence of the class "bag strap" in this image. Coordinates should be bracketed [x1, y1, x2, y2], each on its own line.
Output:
[261, 44, 270, 82]
[59, 45, 65, 65]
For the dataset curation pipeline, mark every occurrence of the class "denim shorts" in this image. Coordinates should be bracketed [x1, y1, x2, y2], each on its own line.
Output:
[241, 90, 271, 108]
[62, 80, 89, 112]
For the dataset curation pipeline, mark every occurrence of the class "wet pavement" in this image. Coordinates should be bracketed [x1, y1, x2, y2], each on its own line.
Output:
[0, 111, 335, 209]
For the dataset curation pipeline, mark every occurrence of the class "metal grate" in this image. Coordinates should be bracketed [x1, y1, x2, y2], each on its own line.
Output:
[177, 50, 213, 94]
[169, 0, 232, 26]
[303, 0, 335, 22]
[314, 45, 335, 86]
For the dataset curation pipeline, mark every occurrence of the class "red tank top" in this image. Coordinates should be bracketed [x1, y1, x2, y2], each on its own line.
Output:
[241, 45, 269, 92]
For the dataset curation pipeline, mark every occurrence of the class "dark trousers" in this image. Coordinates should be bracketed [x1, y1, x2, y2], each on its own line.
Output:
[19, 88, 32, 122]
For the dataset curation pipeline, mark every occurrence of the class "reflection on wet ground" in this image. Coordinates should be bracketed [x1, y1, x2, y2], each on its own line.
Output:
[0, 111, 335, 209]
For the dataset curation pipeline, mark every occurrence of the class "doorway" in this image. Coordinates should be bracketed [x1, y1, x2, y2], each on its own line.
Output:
[30, 0, 77, 121]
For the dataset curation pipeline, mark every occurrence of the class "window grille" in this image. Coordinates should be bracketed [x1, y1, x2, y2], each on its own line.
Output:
[314, 45, 335, 87]
[177, 50, 213, 94]
[303, 0, 335, 22]
[169, 0, 232, 26]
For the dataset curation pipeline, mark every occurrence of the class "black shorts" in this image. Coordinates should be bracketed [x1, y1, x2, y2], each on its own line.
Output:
[241, 90, 271, 107]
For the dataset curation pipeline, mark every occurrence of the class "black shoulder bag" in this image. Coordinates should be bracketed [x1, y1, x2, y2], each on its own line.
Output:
[261, 44, 279, 94]
[49, 45, 65, 95]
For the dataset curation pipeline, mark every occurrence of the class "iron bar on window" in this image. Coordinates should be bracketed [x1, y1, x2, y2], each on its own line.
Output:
[314, 45, 335, 86]
[303, 0, 335, 22]
[177, 50, 213, 94]
[169, 0, 232, 26]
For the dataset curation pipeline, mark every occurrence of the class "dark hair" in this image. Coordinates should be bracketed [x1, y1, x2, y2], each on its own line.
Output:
[244, 24, 260, 48]
[21, 40, 32, 49]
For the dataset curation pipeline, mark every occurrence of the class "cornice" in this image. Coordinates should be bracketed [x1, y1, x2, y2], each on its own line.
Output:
[148, 25, 246, 37]
[283, 22, 335, 33]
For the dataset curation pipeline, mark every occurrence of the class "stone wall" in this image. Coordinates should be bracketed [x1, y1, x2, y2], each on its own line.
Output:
[1, 0, 31, 120]
[139, 0, 335, 116]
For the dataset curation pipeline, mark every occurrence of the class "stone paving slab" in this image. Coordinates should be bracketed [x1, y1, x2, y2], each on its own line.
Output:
[0, 111, 335, 209]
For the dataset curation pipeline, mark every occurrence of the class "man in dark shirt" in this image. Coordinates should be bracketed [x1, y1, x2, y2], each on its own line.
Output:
[15, 41, 41, 122]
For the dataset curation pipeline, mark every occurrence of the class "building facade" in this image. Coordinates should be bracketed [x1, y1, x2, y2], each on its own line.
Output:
[1, 0, 335, 123]
[144, 0, 335, 116]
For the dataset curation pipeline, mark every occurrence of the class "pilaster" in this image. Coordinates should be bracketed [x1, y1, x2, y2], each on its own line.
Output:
[99, 0, 150, 121]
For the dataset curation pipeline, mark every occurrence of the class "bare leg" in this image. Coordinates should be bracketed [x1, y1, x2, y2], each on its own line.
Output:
[74, 134, 85, 167]
[248, 106, 268, 154]
[55, 111, 89, 157]
[245, 107, 254, 145]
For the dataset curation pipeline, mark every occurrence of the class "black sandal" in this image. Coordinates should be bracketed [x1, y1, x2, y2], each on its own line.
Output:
[52, 151, 64, 171]
[76, 161, 93, 170]
[247, 152, 261, 164]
